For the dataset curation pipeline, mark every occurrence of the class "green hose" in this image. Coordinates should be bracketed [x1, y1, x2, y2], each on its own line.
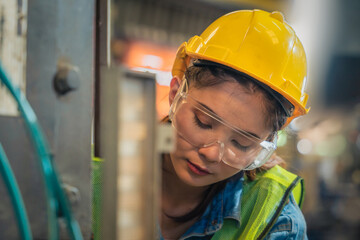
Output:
[0, 62, 83, 240]
[0, 143, 32, 240]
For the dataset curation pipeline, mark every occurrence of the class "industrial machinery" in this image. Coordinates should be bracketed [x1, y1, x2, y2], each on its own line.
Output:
[0, 0, 231, 239]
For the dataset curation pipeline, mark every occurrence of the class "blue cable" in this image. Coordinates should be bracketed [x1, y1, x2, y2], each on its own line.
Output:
[0, 62, 83, 240]
[0, 143, 32, 240]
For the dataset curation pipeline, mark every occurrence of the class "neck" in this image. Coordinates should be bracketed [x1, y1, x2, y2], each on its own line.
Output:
[161, 154, 210, 217]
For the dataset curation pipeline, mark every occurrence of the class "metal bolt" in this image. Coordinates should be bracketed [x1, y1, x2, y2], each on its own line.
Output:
[62, 183, 81, 205]
[53, 68, 80, 95]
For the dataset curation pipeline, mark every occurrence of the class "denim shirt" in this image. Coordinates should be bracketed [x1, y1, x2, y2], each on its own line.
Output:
[159, 174, 308, 240]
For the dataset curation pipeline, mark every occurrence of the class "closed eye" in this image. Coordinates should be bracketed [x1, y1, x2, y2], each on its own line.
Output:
[194, 114, 212, 129]
[231, 139, 250, 152]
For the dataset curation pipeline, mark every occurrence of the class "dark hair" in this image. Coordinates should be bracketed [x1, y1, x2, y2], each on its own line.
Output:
[164, 63, 290, 222]
[185, 62, 290, 134]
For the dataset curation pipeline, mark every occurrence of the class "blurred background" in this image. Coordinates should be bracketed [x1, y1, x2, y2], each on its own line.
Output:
[109, 0, 360, 239]
[0, 0, 359, 239]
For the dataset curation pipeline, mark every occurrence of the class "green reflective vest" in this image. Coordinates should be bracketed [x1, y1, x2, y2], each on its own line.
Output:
[212, 165, 304, 240]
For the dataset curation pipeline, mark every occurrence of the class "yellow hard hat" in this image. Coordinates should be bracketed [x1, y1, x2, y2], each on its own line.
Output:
[172, 9, 309, 126]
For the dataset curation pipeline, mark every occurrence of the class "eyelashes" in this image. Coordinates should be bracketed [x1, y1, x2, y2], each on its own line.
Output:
[193, 114, 212, 129]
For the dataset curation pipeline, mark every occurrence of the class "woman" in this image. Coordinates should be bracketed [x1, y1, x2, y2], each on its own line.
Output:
[160, 9, 309, 240]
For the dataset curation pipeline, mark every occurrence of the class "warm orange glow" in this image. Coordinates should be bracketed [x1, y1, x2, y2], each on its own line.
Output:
[117, 40, 176, 119]
[122, 41, 177, 72]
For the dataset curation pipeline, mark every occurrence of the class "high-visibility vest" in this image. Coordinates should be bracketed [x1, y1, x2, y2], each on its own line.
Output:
[212, 165, 304, 240]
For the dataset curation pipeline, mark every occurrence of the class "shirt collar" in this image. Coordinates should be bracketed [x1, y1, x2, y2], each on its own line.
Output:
[179, 172, 244, 239]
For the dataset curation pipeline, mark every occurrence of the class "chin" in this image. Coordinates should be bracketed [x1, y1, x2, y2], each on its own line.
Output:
[178, 171, 215, 187]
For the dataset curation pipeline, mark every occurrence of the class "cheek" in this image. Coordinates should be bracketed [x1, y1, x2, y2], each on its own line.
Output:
[173, 132, 194, 153]
[220, 165, 242, 179]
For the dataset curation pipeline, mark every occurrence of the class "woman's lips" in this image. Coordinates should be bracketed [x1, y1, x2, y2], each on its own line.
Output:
[186, 160, 211, 176]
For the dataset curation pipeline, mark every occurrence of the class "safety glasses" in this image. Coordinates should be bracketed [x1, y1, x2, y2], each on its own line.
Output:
[169, 80, 277, 170]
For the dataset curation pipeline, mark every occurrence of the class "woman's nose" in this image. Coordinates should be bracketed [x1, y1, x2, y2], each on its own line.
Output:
[198, 140, 224, 163]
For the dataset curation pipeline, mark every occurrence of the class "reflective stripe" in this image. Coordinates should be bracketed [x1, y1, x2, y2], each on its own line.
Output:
[292, 178, 304, 209]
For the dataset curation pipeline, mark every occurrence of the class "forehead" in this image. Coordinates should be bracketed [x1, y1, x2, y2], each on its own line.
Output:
[188, 81, 271, 139]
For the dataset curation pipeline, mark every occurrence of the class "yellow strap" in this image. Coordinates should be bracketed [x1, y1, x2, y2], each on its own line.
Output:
[264, 166, 304, 208]
[262, 165, 297, 187]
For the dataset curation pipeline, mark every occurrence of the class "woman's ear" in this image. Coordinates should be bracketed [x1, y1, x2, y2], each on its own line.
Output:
[169, 76, 181, 105]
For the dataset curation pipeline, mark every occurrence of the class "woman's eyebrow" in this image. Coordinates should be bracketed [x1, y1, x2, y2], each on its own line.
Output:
[197, 101, 217, 115]
[196, 101, 261, 140]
